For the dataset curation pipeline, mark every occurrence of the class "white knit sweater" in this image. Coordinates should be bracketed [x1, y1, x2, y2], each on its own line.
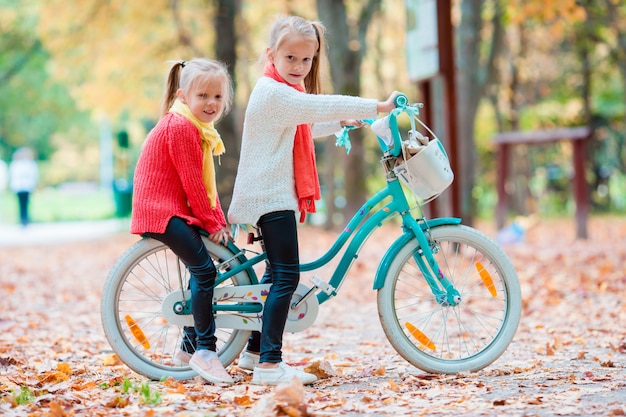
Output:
[228, 77, 379, 225]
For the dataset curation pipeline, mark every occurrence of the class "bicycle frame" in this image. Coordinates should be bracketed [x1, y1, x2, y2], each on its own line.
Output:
[212, 158, 461, 315]
[205, 96, 464, 317]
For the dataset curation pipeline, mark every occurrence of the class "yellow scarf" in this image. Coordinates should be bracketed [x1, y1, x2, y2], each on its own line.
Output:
[170, 99, 225, 208]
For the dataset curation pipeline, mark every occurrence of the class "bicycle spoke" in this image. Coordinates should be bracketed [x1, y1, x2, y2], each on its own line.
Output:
[102, 237, 252, 380]
[378, 225, 520, 373]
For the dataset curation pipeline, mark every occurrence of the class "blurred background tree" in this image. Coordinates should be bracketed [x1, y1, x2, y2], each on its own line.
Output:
[470, 0, 626, 219]
[0, 0, 624, 225]
[0, 0, 92, 180]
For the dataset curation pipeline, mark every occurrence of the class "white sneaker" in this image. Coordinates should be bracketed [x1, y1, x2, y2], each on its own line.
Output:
[238, 351, 260, 371]
[173, 349, 193, 366]
[251, 362, 317, 386]
[189, 351, 234, 384]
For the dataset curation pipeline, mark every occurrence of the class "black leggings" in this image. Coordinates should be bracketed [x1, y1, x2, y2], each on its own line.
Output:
[16, 191, 31, 226]
[143, 216, 217, 352]
[246, 210, 300, 363]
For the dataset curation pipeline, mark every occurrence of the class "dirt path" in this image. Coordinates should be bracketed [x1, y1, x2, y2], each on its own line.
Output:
[1, 217, 625, 416]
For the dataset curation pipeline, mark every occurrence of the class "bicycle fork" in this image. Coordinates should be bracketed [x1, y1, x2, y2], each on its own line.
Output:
[408, 222, 462, 307]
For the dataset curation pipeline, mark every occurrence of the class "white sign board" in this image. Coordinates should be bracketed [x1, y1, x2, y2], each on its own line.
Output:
[405, 0, 439, 82]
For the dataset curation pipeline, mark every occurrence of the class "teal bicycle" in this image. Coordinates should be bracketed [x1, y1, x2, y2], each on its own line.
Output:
[101, 95, 521, 381]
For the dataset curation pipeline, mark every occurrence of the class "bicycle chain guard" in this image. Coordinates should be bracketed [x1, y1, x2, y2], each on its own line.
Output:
[161, 283, 319, 333]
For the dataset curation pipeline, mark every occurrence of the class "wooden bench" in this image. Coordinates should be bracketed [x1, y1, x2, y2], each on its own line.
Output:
[493, 126, 591, 239]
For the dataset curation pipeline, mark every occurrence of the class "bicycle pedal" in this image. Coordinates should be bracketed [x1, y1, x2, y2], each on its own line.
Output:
[310, 275, 335, 296]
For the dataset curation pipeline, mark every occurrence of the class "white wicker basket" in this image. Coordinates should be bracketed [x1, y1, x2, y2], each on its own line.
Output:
[393, 138, 454, 202]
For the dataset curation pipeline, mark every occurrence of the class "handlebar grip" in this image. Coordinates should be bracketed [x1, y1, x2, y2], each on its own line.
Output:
[394, 94, 408, 108]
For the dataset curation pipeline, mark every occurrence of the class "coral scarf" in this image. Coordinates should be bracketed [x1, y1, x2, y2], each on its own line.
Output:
[263, 62, 321, 223]
[170, 99, 225, 208]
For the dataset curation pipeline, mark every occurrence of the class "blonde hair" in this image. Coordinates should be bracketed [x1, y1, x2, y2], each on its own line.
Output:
[159, 58, 234, 120]
[267, 15, 327, 95]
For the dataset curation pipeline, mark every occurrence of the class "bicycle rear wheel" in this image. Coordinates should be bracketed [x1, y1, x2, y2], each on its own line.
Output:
[377, 224, 521, 374]
[101, 237, 252, 380]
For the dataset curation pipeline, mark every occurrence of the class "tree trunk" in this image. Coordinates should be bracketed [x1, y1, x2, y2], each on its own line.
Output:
[603, 0, 626, 171]
[316, 0, 380, 229]
[457, 0, 510, 224]
[455, 0, 484, 225]
[213, 0, 241, 214]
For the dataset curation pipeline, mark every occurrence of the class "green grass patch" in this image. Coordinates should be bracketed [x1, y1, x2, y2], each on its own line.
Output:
[109, 378, 162, 406]
[0, 186, 121, 225]
[5, 386, 36, 405]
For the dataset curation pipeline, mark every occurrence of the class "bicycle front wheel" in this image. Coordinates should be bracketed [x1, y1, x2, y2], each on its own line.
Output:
[101, 237, 252, 381]
[377, 225, 521, 374]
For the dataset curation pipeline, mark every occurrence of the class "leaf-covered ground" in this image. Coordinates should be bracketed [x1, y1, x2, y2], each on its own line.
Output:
[1, 216, 625, 416]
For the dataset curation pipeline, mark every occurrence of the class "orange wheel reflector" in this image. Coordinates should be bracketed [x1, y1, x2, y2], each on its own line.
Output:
[476, 261, 497, 297]
[405, 322, 436, 351]
[125, 315, 151, 349]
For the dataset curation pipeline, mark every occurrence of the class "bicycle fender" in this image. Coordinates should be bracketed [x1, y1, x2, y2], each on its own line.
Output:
[419, 217, 461, 228]
[373, 217, 461, 290]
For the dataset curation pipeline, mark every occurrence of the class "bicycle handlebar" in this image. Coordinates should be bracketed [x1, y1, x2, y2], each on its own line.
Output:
[394, 93, 409, 108]
[335, 93, 420, 157]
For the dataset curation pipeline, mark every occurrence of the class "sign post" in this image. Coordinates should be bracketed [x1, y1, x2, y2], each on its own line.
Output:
[405, 0, 439, 83]
[405, 0, 460, 218]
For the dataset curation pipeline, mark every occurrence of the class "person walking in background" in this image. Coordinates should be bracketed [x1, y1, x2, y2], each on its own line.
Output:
[228, 15, 399, 386]
[130, 58, 235, 384]
[9, 147, 39, 227]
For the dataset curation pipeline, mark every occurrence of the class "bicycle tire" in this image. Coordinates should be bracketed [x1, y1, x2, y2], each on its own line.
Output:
[101, 237, 252, 381]
[377, 224, 521, 374]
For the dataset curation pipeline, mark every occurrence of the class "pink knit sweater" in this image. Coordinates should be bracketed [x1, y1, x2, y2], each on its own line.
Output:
[130, 113, 226, 235]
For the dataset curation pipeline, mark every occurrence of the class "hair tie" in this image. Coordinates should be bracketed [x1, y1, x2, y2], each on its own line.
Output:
[311, 24, 320, 53]
[181, 60, 187, 67]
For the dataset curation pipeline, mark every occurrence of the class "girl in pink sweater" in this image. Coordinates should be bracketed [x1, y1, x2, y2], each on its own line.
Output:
[131, 58, 234, 384]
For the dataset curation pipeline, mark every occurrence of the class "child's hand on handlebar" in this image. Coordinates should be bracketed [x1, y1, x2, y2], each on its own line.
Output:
[377, 91, 402, 113]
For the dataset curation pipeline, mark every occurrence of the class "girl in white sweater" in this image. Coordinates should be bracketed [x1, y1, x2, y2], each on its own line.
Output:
[228, 15, 398, 386]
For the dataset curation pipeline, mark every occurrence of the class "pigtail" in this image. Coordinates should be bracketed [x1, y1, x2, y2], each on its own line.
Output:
[304, 21, 326, 95]
[159, 61, 185, 118]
